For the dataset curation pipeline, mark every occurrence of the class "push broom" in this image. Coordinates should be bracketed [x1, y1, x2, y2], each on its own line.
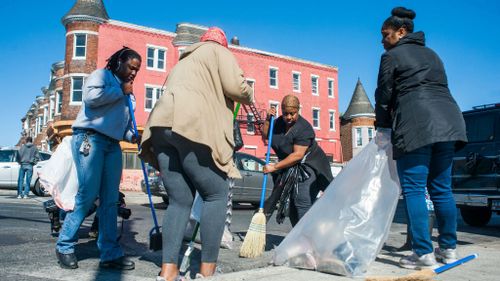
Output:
[127, 95, 162, 251]
[239, 114, 275, 258]
[366, 253, 478, 281]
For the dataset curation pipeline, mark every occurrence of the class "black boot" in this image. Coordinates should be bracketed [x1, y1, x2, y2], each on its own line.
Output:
[56, 250, 78, 269]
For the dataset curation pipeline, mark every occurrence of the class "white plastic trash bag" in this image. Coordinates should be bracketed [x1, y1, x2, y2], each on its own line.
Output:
[273, 130, 400, 277]
[38, 136, 79, 211]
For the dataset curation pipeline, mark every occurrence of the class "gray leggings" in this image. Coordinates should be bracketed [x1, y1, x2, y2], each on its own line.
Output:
[151, 127, 229, 263]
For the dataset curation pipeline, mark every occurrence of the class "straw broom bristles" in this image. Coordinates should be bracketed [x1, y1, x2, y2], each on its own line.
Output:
[366, 269, 436, 281]
[239, 208, 266, 258]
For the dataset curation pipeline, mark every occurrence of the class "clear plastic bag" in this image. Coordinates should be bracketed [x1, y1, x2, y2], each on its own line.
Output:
[38, 136, 79, 211]
[273, 130, 400, 277]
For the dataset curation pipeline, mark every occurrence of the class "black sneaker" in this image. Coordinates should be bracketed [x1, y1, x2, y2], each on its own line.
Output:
[56, 250, 78, 269]
[99, 256, 135, 270]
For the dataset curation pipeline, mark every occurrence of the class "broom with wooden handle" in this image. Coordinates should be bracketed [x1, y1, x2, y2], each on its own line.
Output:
[366, 253, 477, 281]
[239, 115, 275, 258]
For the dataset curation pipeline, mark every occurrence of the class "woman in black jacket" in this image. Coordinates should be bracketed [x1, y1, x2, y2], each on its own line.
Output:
[375, 7, 467, 269]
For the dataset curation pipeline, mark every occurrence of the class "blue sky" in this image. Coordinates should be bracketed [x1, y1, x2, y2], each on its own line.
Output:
[1, 0, 499, 146]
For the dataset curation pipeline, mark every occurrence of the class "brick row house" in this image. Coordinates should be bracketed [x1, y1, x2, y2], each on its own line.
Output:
[20, 0, 341, 190]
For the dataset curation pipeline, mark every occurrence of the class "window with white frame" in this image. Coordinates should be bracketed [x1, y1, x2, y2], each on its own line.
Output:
[269, 67, 278, 88]
[49, 95, 55, 120]
[311, 75, 319, 95]
[269, 101, 280, 116]
[145, 86, 163, 111]
[292, 72, 301, 92]
[328, 78, 335, 98]
[73, 34, 86, 59]
[329, 110, 336, 131]
[246, 78, 255, 98]
[42, 106, 48, 126]
[37, 116, 43, 134]
[147, 46, 166, 71]
[247, 113, 255, 134]
[56, 91, 63, 114]
[356, 127, 363, 146]
[178, 47, 186, 58]
[71, 77, 84, 103]
[312, 108, 320, 129]
[368, 127, 374, 142]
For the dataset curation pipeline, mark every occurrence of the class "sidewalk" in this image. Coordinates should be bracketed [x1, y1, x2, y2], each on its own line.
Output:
[123, 192, 494, 281]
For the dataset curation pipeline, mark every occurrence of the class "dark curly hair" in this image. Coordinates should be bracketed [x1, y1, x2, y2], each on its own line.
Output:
[105, 47, 142, 74]
[383, 7, 416, 33]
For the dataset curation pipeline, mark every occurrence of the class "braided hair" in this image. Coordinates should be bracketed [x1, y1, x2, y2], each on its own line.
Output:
[383, 7, 416, 33]
[105, 47, 142, 74]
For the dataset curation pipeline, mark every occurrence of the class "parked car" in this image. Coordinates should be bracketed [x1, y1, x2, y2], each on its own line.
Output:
[141, 152, 274, 206]
[452, 103, 500, 226]
[0, 147, 52, 196]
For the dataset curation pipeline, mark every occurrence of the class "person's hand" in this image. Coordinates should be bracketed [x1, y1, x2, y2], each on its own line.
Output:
[263, 163, 277, 174]
[131, 134, 142, 144]
[122, 81, 134, 95]
[267, 107, 277, 120]
[375, 128, 391, 146]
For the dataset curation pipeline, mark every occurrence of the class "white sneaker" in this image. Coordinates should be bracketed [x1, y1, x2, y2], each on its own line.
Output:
[399, 252, 438, 269]
[17, 195, 22, 199]
[435, 247, 458, 264]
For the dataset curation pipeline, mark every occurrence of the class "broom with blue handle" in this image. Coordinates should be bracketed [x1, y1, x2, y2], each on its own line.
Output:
[239, 115, 275, 258]
[127, 95, 162, 250]
[366, 254, 478, 281]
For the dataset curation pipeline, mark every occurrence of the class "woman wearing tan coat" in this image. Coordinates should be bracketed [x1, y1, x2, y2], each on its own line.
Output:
[139, 27, 253, 281]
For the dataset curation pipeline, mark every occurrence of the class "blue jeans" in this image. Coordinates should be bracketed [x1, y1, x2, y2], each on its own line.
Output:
[397, 141, 457, 256]
[18, 164, 33, 196]
[56, 130, 124, 261]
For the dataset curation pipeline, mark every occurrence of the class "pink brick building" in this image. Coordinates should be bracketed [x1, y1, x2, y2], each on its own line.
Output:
[21, 0, 341, 190]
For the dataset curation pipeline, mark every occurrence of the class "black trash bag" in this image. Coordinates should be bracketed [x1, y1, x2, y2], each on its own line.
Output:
[275, 164, 310, 224]
[233, 120, 244, 151]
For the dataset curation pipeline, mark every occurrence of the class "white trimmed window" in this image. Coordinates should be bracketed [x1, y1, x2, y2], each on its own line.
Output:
[356, 127, 363, 147]
[70, 77, 84, 103]
[247, 113, 255, 134]
[269, 67, 278, 89]
[269, 101, 280, 116]
[246, 78, 255, 98]
[327, 78, 335, 98]
[312, 108, 320, 129]
[368, 127, 374, 142]
[49, 95, 55, 120]
[144, 86, 163, 111]
[42, 105, 48, 126]
[329, 110, 336, 131]
[55, 91, 63, 115]
[311, 75, 319, 96]
[73, 34, 87, 59]
[147, 45, 167, 71]
[292, 71, 301, 92]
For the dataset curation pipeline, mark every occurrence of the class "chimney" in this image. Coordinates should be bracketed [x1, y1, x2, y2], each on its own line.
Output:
[231, 36, 240, 46]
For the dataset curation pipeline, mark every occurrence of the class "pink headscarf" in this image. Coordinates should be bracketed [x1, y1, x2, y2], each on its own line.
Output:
[200, 27, 228, 48]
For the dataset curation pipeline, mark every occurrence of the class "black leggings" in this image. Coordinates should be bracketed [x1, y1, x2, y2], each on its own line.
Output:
[151, 127, 228, 263]
[289, 165, 319, 226]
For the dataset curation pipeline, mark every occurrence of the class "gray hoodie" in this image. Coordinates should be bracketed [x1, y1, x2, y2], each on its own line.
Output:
[17, 143, 40, 165]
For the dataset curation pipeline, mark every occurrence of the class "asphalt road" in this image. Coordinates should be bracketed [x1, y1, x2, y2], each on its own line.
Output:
[1, 189, 499, 280]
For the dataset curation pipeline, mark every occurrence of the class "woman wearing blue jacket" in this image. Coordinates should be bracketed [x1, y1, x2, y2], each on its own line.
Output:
[55, 47, 141, 270]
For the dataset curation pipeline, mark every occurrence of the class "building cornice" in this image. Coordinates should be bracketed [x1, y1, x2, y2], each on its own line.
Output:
[107, 20, 177, 38]
[62, 15, 107, 26]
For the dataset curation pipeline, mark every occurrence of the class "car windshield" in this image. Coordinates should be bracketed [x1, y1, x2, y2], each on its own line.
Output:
[0, 150, 16, 162]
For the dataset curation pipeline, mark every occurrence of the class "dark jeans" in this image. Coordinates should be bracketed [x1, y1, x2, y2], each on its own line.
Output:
[18, 164, 33, 196]
[397, 141, 457, 256]
[151, 128, 228, 263]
